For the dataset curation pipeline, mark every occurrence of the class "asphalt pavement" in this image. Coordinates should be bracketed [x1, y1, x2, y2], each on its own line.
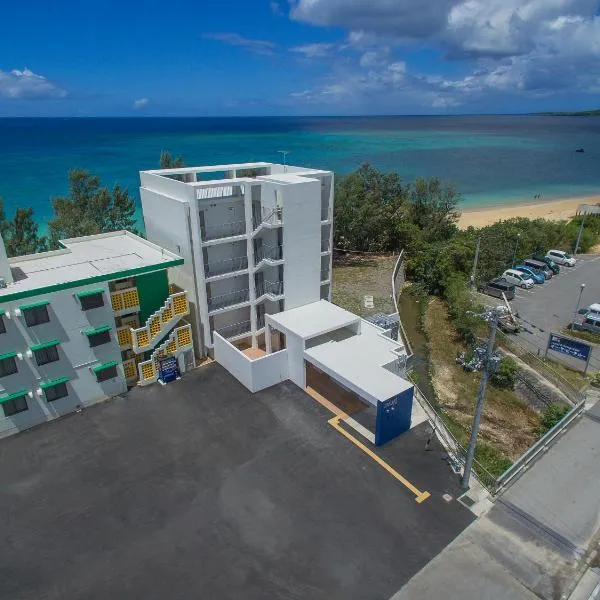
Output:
[0, 363, 473, 600]
[480, 254, 600, 373]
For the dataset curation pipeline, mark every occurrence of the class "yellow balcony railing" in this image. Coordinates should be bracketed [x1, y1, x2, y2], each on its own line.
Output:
[122, 358, 138, 382]
[116, 326, 132, 349]
[131, 291, 189, 354]
[111, 287, 140, 315]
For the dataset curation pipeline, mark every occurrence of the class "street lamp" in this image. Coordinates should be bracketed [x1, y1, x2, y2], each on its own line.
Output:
[571, 283, 586, 330]
[511, 233, 521, 268]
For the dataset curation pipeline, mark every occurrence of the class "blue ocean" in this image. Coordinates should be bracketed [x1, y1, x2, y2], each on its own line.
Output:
[0, 116, 599, 227]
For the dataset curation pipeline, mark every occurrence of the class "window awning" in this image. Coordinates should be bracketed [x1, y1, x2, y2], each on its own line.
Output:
[84, 325, 112, 337]
[19, 300, 49, 311]
[92, 360, 118, 373]
[40, 376, 70, 390]
[30, 339, 60, 352]
[76, 288, 104, 299]
[0, 351, 17, 361]
[0, 390, 27, 404]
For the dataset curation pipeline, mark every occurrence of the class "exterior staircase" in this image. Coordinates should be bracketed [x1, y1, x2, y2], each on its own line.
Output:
[137, 323, 194, 386]
[251, 207, 282, 236]
[130, 291, 189, 353]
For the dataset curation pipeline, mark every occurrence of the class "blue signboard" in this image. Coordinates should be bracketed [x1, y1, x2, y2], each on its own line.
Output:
[548, 333, 591, 362]
[375, 387, 414, 446]
[158, 356, 180, 384]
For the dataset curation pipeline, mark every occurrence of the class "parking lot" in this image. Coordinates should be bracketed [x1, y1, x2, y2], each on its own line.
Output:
[482, 254, 600, 373]
[0, 364, 473, 600]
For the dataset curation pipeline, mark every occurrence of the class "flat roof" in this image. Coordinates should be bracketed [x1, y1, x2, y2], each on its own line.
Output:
[305, 320, 412, 404]
[266, 300, 360, 339]
[1, 231, 183, 303]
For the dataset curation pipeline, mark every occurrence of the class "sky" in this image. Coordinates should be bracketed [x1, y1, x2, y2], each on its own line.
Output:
[1, 0, 600, 116]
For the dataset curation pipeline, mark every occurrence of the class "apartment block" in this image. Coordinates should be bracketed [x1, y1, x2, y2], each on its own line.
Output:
[139, 162, 333, 356]
[0, 231, 194, 439]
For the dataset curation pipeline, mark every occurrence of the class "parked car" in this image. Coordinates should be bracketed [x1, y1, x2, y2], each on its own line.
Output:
[546, 249, 576, 267]
[514, 265, 545, 284]
[478, 278, 516, 300]
[532, 254, 560, 274]
[502, 269, 535, 289]
[523, 258, 553, 279]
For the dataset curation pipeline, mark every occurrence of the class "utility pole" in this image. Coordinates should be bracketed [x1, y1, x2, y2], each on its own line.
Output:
[571, 283, 586, 329]
[511, 232, 521, 268]
[461, 308, 501, 491]
[574, 212, 587, 257]
[470, 235, 481, 288]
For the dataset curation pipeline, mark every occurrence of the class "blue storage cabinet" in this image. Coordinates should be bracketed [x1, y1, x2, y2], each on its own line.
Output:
[375, 386, 414, 446]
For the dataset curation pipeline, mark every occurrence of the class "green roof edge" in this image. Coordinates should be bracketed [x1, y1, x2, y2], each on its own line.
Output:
[92, 360, 119, 373]
[0, 351, 18, 361]
[0, 258, 183, 305]
[84, 325, 112, 336]
[20, 300, 50, 310]
[0, 389, 28, 404]
[40, 376, 70, 390]
[30, 339, 61, 352]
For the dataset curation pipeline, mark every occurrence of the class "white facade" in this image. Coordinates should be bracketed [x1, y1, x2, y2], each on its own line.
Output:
[139, 162, 334, 355]
[0, 231, 191, 438]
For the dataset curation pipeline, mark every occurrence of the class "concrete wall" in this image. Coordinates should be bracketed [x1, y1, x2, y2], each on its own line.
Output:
[285, 332, 306, 388]
[214, 333, 289, 393]
[282, 178, 322, 310]
[0, 284, 126, 439]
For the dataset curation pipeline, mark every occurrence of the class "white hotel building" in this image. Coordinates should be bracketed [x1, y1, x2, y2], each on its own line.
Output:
[140, 162, 334, 355]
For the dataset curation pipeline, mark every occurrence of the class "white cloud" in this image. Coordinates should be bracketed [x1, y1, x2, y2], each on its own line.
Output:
[290, 43, 336, 58]
[203, 32, 276, 55]
[133, 97, 149, 109]
[0, 68, 67, 100]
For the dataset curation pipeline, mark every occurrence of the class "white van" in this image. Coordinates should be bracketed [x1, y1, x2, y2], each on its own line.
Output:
[546, 249, 576, 266]
[502, 269, 535, 289]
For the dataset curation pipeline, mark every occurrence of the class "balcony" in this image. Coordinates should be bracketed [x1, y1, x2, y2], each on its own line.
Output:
[215, 320, 252, 340]
[320, 269, 330, 282]
[201, 220, 246, 242]
[321, 207, 330, 221]
[207, 288, 250, 312]
[256, 280, 284, 299]
[110, 286, 140, 316]
[204, 255, 248, 278]
[254, 244, 283, 266]
[252, 207, 282, 234]
[256, 314, 265, 330]
[321, 239, 331, 253]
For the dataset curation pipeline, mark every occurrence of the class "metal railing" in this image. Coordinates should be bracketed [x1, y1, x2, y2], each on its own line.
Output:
[321, 207, 330, 221]
[494, 398, 586, 494]
[256, 314, 265, 329]
[201, 219, 246, 241]
[215, 320, 252, 339]
[256, 280, 284, 298]
[321, 239, 330, 252]
[252, 207, 282, 230]
[204, 255, 248, 278]
[320, 268, 330, 282]
[255, 244, 283, 264]
[207, 288, 250, 312]
[392, 250, 413, 355]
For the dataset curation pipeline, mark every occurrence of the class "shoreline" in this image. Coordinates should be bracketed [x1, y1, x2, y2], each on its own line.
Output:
[458, 195, 600, 229]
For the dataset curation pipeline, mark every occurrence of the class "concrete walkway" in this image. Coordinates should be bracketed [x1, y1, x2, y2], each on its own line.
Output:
[391, 397, 600, 600]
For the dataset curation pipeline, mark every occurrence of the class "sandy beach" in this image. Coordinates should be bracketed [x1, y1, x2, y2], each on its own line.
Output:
[458, 195, 600, 229]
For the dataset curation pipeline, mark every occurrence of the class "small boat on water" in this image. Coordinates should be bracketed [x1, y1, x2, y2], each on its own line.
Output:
[575, 148, 585, 153]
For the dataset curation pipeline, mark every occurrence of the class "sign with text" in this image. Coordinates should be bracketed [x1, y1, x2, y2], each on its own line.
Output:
[547, 333, 591, 363]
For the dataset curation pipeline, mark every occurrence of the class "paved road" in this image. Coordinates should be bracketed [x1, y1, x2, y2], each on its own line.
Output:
[0, 364, 473, 600]
[481, 254, 600, 373]
[391, 395, 600, 600]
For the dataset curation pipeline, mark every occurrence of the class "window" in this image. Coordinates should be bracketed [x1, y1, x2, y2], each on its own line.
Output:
[95, 364, 118, 382]
[79, 292, 104, 310]
[2, 393, 28, 417]
[0, 316, 5, 334]
[87, 329, 111, 347]
[23, 305, 50, 327]
[44, 382, 68, 402]
[0, 355, 18, 378]
[34, 345, 60, 366]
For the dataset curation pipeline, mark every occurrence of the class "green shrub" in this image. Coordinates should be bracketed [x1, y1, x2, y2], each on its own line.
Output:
[591, 372, 600, 388]
[492, 357, 519, 389]
[538, 403, 570, 435]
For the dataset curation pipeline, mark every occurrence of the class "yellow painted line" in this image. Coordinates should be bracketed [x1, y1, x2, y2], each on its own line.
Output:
[328, 416, 431, 504]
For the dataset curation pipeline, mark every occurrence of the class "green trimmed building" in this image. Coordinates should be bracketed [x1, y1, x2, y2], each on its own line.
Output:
[0, 230, 194, 439]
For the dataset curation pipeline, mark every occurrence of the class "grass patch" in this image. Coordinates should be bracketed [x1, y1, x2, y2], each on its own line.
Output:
[332, 255, 397, 317]
[561, 327, 600, 346]
[424, 298, 541, 475]
[541, 356, 589, 391]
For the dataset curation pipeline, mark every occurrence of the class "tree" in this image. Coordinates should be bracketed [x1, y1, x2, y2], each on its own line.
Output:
[538, 403, 570, 435]
[0, 198, 47, 257]
[48, 170, 138, 248]
[159, 151, 185, 169]
[334, 163, 409, 252]
[492, 357, 519, 389]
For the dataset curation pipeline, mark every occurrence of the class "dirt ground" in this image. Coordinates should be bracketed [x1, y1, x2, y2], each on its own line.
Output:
[331, 253, 398, 317]
[424, 298, 540, 463]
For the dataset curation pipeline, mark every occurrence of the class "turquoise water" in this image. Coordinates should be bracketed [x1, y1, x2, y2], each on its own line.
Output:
[1, 116, 599, 227]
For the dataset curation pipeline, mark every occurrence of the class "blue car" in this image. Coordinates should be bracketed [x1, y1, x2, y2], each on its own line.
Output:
[515, 265, 545, 284]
